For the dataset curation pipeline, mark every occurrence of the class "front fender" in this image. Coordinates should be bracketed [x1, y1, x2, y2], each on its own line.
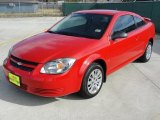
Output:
[79, 54, 106, 77]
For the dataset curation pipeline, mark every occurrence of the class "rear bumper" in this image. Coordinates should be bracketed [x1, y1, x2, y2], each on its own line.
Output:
[3, 58, 81, 97]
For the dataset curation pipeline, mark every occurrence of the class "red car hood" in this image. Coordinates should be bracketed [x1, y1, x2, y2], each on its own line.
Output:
[12, 32, 98, 63]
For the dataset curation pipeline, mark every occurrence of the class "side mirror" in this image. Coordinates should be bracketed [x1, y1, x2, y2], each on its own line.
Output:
[111, 31, 128, 40]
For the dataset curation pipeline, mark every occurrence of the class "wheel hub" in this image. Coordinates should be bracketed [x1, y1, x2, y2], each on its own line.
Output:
[87, 69, 102, 94]
[146, 44, 152, 60]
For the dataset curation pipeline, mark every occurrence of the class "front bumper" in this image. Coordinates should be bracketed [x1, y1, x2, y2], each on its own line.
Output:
[3, 58, 81, 97]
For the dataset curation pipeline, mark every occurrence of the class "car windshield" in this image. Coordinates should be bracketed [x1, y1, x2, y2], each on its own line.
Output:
[48, 13, 112, 39]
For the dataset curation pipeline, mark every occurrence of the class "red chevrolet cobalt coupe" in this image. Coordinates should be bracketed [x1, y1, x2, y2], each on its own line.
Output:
[3, 10, 155, 98]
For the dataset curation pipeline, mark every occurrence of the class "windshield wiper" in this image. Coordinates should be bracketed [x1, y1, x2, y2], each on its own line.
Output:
[47, 30, 56, 34]
[47, 30, 69, 35]
[47, 30, 96, 39]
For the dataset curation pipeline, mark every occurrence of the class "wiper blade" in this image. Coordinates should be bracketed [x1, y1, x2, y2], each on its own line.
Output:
[47, 30, 56, 33]
[47, 31, 68, 35]
[48, 31, 76, 36]
[47, 30, 96, 39]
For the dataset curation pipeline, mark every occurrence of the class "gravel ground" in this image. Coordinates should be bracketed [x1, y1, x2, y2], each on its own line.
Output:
[0, 17, 160, 120]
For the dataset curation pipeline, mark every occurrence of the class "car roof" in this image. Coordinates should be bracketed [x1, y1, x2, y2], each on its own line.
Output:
[74, 9, 134, 16]
[74, 9, 124, 15]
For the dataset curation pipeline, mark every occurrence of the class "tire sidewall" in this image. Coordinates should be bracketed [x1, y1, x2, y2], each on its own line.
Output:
[145, 42, 153, 61]
[81, 63, 104, 98]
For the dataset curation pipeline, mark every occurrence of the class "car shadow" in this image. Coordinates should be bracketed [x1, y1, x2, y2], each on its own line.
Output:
[60, 93, 85, 100]
[0, 65, 84, 106]
[153, 37, 160, 55]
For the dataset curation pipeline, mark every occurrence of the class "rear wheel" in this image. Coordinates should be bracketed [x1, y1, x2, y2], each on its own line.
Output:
[79, 63, 104, 99]
[137, 41, 153, 62]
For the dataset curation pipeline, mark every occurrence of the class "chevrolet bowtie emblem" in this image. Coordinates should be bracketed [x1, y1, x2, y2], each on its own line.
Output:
[17, 62, 22, 66]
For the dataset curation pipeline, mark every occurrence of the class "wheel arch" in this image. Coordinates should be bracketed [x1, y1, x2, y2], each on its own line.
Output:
[93, 59, 107, 82]
[79, 54, 107, 83]
[149, 38, 154, 45]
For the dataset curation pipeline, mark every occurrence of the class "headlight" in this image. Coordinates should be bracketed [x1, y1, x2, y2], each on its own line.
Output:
[40, 58, 76, 74]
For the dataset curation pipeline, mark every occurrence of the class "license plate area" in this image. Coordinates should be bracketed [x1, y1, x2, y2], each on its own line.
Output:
[8, 73, 20, 87]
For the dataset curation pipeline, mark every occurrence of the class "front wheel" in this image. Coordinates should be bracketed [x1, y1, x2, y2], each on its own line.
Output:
[137, 41, 153, 62]
[79, 63, 104, 99]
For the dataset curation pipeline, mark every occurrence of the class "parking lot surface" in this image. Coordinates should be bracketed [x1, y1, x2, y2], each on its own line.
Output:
[0, 17, 160, 120]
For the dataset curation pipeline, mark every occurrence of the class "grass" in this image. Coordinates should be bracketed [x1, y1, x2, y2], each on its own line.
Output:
[0, 9, 63, 17]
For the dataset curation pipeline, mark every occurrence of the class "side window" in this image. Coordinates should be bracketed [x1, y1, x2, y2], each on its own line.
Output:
[134, 16, 146, 28]
[112, 15, 136, 34]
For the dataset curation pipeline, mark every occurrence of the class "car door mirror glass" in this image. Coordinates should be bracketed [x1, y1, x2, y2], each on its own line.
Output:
[111, 31, 128, 40]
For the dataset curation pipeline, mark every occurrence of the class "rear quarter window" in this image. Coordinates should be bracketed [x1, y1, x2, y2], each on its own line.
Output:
[112, 15, 136, 34]
[134, 16, 146, 28]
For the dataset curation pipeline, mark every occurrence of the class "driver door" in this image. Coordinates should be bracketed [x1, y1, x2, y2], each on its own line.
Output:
[107, 15, 138, 71]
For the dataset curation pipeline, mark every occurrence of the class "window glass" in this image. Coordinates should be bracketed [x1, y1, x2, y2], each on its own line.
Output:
[113, 15, 136, 34]
[134, 16, 146, 28]
[49, 13, 112, 39]
[55, 15, 87, 31]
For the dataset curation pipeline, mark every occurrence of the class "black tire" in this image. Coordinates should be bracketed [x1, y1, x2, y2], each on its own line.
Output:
[79, 63, 104, 99]
[137, 41, 153, 62]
